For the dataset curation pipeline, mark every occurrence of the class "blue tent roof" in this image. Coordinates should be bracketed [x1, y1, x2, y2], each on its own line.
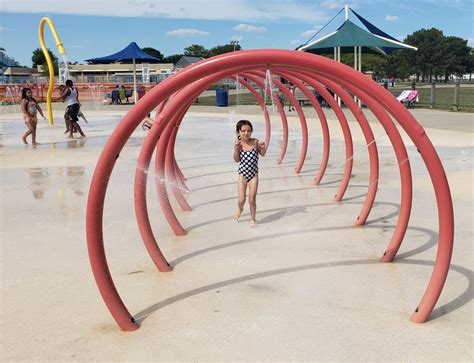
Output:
[297, 20, 417, 55]
[350, 9, 399, 42]
[86, 42, 160, 63]
[350, 8, 402, 53]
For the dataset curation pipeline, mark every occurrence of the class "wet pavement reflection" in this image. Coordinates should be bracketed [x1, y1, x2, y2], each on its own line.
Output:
[28, 166, 86, 202]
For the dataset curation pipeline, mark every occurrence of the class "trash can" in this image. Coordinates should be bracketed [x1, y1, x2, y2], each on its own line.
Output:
[215, 88, 228, 107]
[137, 86, 146, 100]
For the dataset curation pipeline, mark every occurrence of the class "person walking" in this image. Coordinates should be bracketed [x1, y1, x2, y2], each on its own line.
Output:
[57, 80, 86, 139]
[20, 87, 46, 145]
[233, 120, 266, 227]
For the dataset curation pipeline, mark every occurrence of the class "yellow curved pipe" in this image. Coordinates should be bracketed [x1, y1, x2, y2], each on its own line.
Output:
[39, 17, 67, 126]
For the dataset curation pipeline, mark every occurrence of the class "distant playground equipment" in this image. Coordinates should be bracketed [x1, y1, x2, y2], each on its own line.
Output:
[38, 16, 69, 125]
[86, 49, 454, 331]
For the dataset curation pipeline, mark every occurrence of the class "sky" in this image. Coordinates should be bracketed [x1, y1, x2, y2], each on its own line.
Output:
[1, 0, 473, 67]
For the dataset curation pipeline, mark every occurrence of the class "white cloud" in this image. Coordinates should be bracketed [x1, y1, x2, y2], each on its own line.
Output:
[385, 15, 399, 22]
[300, 30, 316, 38]
[166, 28, 209, 38]
[289, 39, 302, 45]
[0, 26, 10, 32]
[233, 23, 266, 33]
[298, 25, 323, 42]
[468, 38, 474, 47]
[321, 0, 353, 10]
[0, 0, 327, 22]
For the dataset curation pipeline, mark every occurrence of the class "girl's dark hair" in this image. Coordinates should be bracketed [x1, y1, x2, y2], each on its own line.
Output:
[21, 87, 32, 100]
[236, 119, 253, 134]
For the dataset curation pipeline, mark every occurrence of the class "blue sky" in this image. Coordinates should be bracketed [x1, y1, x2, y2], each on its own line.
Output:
[1, 0, 473, 67]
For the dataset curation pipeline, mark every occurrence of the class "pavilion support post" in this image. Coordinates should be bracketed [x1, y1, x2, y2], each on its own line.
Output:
[334, 47, 341, 106]
[353, 46, 358, 103]
[358, 46, 362, 107]
[133, 58, 138, 104]
[337, 47, 341, 107]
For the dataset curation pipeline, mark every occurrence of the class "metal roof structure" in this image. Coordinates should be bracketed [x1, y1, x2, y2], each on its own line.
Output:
[86, 42, 161, 103]
[298, 19, 417, 55]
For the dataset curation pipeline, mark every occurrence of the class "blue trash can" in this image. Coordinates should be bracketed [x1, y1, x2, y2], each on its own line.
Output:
[137, 86, 146, 100]
[216, 88, 228, 107]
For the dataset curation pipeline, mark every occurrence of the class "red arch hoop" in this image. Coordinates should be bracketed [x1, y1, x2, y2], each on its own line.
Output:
[86, 49, 454, 331]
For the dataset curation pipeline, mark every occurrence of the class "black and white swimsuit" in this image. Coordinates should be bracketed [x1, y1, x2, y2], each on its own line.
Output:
[238, 147, 259, 182]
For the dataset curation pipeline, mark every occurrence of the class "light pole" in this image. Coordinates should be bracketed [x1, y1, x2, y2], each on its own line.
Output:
[230, 40, 239, 52]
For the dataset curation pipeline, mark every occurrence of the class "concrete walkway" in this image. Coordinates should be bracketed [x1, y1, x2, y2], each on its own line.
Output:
[1, 104, 472, 361]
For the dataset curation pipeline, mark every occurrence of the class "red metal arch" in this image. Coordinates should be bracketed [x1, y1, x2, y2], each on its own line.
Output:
[161, 67, 411, 263]
[235, 73, 289, 164]
[86, 49, 454, 331]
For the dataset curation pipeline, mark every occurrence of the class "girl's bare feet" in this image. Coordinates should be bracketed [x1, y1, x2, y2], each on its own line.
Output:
[250, 219, 257, 227]
[234, 210, 242, 222]
[22, 137, 28, 144]
[32, 142, 41, 146]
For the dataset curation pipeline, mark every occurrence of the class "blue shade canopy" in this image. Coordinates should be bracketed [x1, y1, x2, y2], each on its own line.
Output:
[350, 9, 399, 42]
[86, 42, 160, 63]
[298, 20, 417, 55]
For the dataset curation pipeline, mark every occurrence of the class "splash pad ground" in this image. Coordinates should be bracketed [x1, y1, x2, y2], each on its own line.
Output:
[1, 102, 472, 360]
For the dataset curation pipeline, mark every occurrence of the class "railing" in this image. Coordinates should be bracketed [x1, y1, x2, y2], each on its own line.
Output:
[388, 82, 474, 112]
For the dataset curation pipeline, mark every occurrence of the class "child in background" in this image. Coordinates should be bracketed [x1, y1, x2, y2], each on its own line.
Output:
[233, 120, 266, 227]
[59, 84, 88, 133]
[20, 87, 46, 145]
[141, 113, 154, 130]
[78, 108, 89, 123]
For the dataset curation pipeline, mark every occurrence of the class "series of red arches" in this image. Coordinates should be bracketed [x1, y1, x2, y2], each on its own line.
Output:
[86, 49, 454, 331]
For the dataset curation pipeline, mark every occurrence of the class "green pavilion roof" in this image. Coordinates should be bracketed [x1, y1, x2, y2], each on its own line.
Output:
[298, 20, 417, 55]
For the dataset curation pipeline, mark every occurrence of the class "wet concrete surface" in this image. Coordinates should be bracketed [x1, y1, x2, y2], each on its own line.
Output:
[1, 105, 472, 360]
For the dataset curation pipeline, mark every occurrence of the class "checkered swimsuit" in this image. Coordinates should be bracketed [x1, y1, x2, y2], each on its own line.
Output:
[238, 148, 259, 182]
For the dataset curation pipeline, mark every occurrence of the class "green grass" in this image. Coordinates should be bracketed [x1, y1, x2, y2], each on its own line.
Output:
[388, 86, 474, 112]
[196, 86, 474, 113]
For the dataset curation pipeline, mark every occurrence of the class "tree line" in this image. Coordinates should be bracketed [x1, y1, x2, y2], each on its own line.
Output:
[31, 28, 472, 82]
[316, 28, 473, 82]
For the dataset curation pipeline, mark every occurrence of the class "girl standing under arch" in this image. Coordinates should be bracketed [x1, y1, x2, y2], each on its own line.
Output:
[233, 120, 266, 227]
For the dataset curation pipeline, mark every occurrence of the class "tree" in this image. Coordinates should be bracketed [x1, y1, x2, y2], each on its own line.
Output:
[31, 47, 58, 76]
[31, 47, 57, 68]
[466, 48, 474, 81]
[319, 52, 386, 78]
[209, 43, 241, 57]
[383, 50, 412, 80]
[143, 47, 164, 61]
[184, 44, 210, 58]
[441, 36, 470, 81]
[402, 28, 445, 82]
[162, 54, 184, 64]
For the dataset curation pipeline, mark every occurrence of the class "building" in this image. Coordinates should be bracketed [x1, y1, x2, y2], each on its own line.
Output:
[1, 66, 42, 84]
[175, 56, 203, 70]
[67, 62, 174, 83]
[0, 48, 18, 68]
[0, 48, 19, 77]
